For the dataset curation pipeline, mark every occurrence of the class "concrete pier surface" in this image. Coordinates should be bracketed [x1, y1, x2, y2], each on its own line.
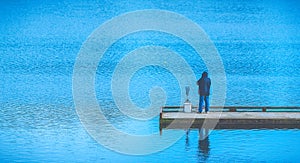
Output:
[160, 108, 300, 129]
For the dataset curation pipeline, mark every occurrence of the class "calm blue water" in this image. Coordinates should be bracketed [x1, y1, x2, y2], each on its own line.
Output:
[1, 0, 300, 162]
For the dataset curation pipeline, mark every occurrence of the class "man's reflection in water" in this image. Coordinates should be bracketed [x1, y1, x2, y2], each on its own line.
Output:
[198, 128, 210, 161]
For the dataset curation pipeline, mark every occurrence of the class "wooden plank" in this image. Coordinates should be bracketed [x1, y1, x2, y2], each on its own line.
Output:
[162, 112, 300, 119]
[161, 106, 300, 112]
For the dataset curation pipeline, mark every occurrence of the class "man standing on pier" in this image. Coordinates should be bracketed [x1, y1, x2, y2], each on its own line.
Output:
[197, 71, 211, 113]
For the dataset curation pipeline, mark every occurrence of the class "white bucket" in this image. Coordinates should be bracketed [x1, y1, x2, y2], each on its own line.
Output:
[183, 102, 192, 112]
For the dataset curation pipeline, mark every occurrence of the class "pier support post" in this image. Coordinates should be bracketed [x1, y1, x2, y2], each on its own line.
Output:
[229, 107, 236, 112]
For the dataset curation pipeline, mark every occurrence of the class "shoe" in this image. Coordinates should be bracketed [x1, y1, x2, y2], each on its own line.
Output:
[206, 111, 209, 114]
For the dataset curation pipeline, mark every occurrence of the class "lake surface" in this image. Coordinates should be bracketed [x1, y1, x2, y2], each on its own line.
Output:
[1, 0, 300, 162]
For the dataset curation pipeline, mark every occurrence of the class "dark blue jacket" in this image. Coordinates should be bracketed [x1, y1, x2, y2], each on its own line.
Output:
[197, 77, 211, 96]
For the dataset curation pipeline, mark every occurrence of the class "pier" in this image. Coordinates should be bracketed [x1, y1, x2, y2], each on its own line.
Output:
[160, 106, 300, 130]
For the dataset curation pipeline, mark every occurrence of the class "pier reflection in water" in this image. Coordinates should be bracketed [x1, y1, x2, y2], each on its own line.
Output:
[163, 128, 300, 162]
